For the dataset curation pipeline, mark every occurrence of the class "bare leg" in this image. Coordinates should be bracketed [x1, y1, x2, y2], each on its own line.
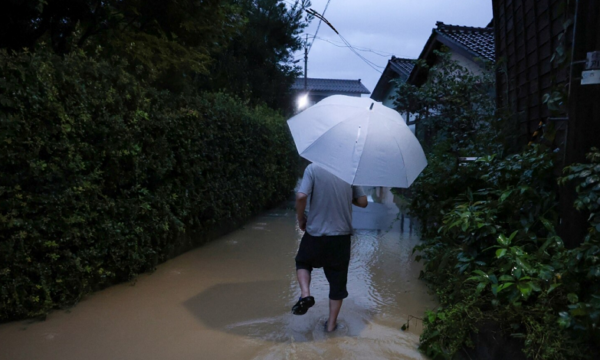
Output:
[327, 299, 343, 332]
[296, 269, 311, 298]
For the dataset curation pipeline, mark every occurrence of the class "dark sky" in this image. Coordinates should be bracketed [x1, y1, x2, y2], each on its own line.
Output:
[292, 0, 493, 94]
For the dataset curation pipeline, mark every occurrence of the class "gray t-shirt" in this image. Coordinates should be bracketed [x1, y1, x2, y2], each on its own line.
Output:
[298, 164, 366, 236]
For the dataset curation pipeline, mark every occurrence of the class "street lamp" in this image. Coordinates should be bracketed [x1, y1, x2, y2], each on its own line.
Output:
[297, 93, 309, 110]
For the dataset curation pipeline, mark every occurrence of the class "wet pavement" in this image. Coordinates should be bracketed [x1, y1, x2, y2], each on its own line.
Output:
[0, 188, 436, 360]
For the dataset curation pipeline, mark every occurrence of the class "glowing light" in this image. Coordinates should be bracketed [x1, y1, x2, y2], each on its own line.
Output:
[297, 94, 309, 110]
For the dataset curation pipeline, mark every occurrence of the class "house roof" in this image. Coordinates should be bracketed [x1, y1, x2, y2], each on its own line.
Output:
[435, 22, 495, 62]
[388, 57, 416, 78]
[291, 78, 370, 94]
[371, 57, 416, 101]
[408, 20, 495, 85]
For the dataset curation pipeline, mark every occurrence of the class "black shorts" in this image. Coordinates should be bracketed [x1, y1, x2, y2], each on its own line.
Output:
[295, 232, 351, 300]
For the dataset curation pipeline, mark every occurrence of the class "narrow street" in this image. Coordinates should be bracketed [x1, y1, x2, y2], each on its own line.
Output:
[0, 190, 435, 360]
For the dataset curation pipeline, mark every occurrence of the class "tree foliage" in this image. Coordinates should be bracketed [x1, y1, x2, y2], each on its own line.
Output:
[1, 1, 239, 60]
[200, 0, 310, 111]
[393, 49, 501, 153]
[0, 0, 310, 110]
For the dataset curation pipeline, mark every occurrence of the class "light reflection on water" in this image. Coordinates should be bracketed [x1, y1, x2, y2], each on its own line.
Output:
[0, 188, 435, 360]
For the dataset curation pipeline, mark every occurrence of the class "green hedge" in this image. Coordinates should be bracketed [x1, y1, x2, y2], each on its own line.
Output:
[0, 48, 298, 321]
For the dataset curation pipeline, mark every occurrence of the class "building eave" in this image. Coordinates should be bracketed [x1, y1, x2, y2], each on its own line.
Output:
[407, 29, 492, 86]
[370, 62, 396, 101]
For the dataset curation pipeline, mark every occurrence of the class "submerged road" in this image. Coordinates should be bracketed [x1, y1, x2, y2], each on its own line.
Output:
[0, 189, 436, 360]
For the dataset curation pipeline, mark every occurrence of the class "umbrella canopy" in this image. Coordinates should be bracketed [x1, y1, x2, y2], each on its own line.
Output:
[287, 95, 427, 188]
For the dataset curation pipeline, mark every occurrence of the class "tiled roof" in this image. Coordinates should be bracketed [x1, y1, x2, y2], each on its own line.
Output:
[435, 22, 495, 62]
[389, 57, 416, 78]
[370, 56, 416, 101]
[291, 78, 370, 94]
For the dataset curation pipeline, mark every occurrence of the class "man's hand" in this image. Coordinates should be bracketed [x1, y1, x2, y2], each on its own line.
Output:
[298, 215, 307, 231]
[296, 192, 308, 231]
[353, 195, 368, 208]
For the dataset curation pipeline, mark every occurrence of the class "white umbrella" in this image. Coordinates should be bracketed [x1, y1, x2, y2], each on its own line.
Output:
[287, 95, 427, 188]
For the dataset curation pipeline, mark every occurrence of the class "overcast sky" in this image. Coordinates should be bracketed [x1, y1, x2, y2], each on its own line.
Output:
[290, 0, 493, 94]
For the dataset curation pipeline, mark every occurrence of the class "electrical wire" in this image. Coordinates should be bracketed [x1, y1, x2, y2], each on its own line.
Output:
[300, 6, 384, 74]
[296, 32, 384, 73]
[302, 32, 385, 73]
[337, 33, 384, 73]
[306, 34, 396, 58]
[308, 0, 332, 55]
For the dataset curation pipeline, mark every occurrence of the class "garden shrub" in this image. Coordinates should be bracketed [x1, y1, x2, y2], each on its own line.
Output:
[0, 47, 298, 320]
[410, 146, 600, 359]
[395, 50, 598, 359]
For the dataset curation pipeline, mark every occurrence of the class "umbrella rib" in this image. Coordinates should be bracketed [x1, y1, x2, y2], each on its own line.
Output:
[299, 111, 366, 159]
[351, 113, 370, 186]
[299, 111, 367, 184]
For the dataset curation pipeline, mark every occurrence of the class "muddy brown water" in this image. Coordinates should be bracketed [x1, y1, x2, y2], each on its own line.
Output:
[0, 189, 436, 360]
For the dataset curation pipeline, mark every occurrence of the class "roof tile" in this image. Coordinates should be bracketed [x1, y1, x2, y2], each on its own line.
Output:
[389, 57, 416, 78]
[291, 78, 370, 94]
[435, 22, 495, 62]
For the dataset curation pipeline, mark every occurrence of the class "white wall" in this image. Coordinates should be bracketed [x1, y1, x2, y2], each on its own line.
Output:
[376, 81, 417, 134]
[449, 52, 485, 77]
[382, 85, 398, 108]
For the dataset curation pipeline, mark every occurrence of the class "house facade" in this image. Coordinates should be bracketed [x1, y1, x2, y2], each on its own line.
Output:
[409, 21, 495, 141]
[371, 21, 495, 139]
[370, 57, 416, 132]
[370, 56, 415, 108]
[408, 21, 495, 87]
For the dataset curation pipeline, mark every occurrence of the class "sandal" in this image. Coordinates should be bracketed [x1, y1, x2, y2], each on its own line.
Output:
[291, 296, 315, 315]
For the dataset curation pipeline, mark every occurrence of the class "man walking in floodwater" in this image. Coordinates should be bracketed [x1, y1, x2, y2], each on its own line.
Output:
[292, 163, 368, 332]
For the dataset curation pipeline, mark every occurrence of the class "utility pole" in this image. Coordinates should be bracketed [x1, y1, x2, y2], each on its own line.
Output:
[304, 34, 308, 92]
[295, 9, 337, 110]
[301, 9, 338, 92]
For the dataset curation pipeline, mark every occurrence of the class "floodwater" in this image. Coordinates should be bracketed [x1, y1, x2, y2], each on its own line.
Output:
[0, 188, 436, 360]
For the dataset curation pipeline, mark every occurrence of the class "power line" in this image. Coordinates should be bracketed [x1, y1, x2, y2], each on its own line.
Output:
[338, 34, 383, 73]
[302, 31, 385, 73]
[308, 0, 332, 55]
[302, 7, 383, 74]
[306, 34, 396, 58]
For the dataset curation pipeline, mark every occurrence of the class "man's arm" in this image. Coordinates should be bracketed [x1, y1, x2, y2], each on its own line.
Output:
[352, 195, 368, 208]
[296, 192, 308, 231]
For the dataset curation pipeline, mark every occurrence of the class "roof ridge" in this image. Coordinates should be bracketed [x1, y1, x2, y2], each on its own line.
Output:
[390, 56, 416, 62]
[435, 21, 493, 32]
[291, 77, 370, 94]
[301, 77, 364, 82]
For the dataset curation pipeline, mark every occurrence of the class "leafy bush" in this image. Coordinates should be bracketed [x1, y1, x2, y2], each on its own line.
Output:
[411, 145, 600, 359]
[394, 50, 505, 236]
[559, 148, 600, 238]
[394, 49, 598, 359]
[0, 47, 298, 320]
[556, 148, 600, 343]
